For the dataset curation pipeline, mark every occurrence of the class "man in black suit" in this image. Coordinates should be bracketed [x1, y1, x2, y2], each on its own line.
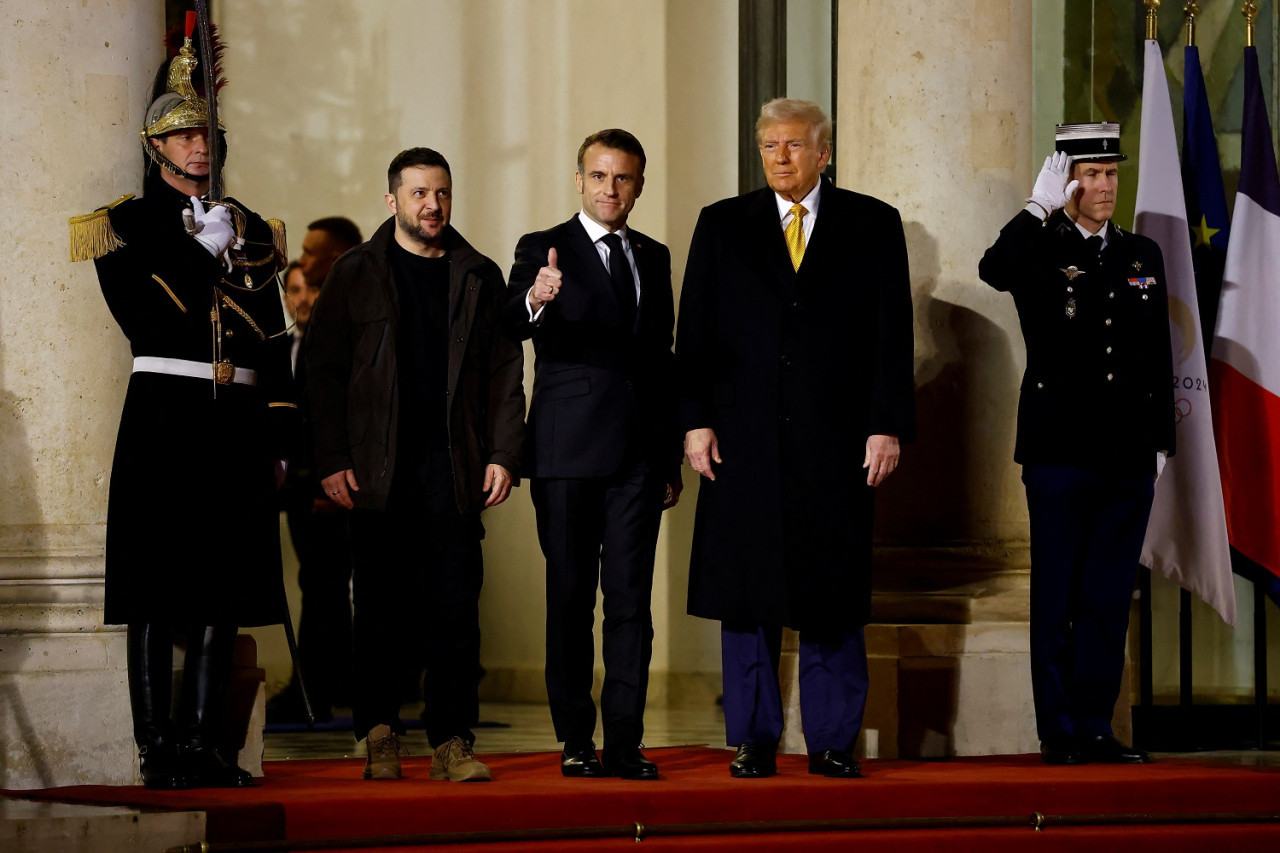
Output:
[677, 99, 915, 780]
[503, 129, 681, 780]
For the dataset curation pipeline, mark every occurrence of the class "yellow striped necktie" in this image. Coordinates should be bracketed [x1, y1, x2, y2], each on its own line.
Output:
[785, 203, 807, 271]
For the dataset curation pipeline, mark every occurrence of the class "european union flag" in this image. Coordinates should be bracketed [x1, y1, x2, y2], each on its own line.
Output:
[1182, 44, 1230, 355]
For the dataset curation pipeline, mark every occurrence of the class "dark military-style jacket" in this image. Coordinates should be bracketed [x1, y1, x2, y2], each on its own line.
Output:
[83, 173, 293, 627]
[979, 209, 1176, 475]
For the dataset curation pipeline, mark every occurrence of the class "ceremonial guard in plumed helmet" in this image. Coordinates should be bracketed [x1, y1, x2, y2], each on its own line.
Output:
[68, 14, 294, 789]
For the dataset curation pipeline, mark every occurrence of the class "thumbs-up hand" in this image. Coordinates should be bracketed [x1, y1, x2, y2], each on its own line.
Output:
[529, 246, 563, 312]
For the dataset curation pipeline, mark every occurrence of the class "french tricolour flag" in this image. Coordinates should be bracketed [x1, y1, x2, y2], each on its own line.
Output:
[1209, 46, 1280, 581]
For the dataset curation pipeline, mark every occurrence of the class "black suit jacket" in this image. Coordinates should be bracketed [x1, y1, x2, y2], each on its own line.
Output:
[503, 215, 679, 480]
[676, 179, 916, 631]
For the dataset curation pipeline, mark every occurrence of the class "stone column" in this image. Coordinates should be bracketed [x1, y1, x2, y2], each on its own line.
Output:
[0, 0, 161, 789]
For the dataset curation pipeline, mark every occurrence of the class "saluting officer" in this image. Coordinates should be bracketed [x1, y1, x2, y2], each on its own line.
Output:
[69, 25, 293, 789]
[979, 122, 1175, 766]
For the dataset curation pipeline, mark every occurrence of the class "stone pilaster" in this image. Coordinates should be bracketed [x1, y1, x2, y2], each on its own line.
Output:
[0, 0, 161, 789]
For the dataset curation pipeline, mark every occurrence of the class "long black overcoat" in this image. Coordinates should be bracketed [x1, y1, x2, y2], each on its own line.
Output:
[93, 175, 293, 627]
[675, 180, 915, 632]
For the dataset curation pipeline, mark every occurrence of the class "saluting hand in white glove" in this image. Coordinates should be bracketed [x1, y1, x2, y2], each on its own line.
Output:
[1027, 151, 1079, 218]
[189, 197, 235, 267]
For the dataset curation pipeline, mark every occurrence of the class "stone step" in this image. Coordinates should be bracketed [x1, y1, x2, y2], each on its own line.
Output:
[0, 798, 203, 853]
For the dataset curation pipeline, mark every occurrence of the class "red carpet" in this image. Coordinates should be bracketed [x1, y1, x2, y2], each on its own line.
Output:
[10, 747, 1280, 850]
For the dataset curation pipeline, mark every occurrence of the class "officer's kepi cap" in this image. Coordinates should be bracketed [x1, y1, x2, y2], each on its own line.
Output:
[1054, 122, 1127, 162]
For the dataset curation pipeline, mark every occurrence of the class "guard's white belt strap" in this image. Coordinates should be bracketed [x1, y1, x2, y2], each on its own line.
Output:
[132, 356, 258, 386]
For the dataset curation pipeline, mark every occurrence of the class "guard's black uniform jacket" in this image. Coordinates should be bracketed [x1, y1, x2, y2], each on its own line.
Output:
[92, 173, 294, 627]
[979, 209, 1176, 474]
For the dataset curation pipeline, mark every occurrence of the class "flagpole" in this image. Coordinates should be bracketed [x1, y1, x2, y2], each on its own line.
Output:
[1243, 0, 1256, 48]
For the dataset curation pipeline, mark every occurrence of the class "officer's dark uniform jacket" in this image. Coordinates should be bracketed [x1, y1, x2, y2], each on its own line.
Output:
[979, 209, 1176, 474]
[89, 173, 294, 628]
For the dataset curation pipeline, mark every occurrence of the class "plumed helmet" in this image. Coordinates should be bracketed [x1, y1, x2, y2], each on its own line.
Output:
[141, 13, 226, 178]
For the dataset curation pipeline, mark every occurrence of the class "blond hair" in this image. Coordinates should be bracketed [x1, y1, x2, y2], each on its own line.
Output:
[756, 98, 832, 151]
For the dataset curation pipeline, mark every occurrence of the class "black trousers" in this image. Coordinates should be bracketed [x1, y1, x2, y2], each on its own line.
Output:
[1023, 464, 1155, 741]
[532, 457, 665, 749]
[348, 450, 483, 747]
[285, 505, 353, 710]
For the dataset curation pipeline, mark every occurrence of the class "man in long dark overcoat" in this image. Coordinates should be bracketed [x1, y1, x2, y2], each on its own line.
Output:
[676, 98, 915, 779]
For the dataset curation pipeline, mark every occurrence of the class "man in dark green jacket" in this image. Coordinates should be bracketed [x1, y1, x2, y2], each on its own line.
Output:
[306, 148, 525, 783]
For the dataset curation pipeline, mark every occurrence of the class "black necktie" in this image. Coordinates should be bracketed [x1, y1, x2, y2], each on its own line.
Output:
[1085, 235, 1104, 256]
[600, 232, 637, 329]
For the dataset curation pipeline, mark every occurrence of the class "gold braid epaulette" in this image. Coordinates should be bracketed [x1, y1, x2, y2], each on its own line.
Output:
[267, 218, 287, 265]
[67, 195, 133, 262]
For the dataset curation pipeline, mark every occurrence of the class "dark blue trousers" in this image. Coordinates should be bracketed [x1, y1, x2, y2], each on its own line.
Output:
[721, 624, 868, 753]
[1023, 464, 1154, 741]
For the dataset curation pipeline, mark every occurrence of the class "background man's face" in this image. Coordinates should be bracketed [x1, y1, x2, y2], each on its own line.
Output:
[575, 144, 644, 232]
[387, 165, 452, 246]
[757, 120, 829, 201]
[284, 266, 316, 330]
[1067, 160, 1119, 232]
[151, 128, 211, 178]
[299, 228, 341, 287]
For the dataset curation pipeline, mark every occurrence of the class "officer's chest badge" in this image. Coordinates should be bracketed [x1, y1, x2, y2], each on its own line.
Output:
[1060, 265, 1084, 281]
[1065, 296, 1077, 319]
[1128, 276, 1157, 289]
[1132, 261, 1143, 271]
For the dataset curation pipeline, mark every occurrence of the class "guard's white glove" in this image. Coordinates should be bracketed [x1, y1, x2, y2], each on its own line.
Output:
[189, 197, 235, 267]
[1155, 450, 1167, 483]
[1026, 151, 1079, 218]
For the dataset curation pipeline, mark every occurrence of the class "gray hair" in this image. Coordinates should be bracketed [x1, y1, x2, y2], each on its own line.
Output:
[755, 98, 832, 151]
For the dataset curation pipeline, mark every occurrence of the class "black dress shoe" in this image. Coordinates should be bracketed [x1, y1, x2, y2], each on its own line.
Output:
[729, 743, 777, 778]
[1080, 734, 1150, 764]
[808, 749, 861, 778]
[602, 745, 658, 780]
[1040, 735, 1085, 765]
[561, 742, 606, 778]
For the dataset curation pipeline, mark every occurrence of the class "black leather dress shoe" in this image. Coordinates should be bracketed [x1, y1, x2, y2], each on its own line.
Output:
[729, 743, 777, 778]
[807, 750, 861, 778]
[602, 745, 659, 780]
[561, 742, 606, 778]
[1040, 735, 1085, 765]
[1080, 734, 1150, 764]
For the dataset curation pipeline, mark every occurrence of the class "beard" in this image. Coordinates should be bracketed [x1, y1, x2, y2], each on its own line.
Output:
[396, 207, 445, 247]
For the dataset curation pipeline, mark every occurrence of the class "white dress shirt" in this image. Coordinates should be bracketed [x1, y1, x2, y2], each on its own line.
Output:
[774, 180, 822, 246]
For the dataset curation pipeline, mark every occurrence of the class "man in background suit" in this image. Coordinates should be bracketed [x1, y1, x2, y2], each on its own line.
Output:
[503, 129, 682, 780]
[677, 98, 915, 779]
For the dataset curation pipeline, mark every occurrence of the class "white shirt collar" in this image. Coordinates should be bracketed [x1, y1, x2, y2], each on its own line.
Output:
[774, 180, 822, 222]
[578, 210, 629, 246]
[1073, 219, 1111, 244]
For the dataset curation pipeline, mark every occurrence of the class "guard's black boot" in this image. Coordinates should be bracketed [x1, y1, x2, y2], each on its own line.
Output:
[176, 625, 256, 788]
[127, 623, 193, 789]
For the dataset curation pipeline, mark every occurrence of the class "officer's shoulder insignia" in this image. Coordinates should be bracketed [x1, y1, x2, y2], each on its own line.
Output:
[1060, 265, 1085, 281]
[67, 194, 134, 262]
[1054, 220, 1074, 235]
[267, 218, 288, 265]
